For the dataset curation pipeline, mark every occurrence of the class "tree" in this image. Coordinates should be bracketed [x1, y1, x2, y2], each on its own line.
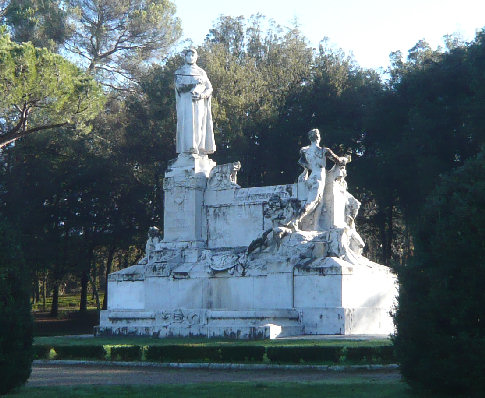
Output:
[393, 149, 485, 397]
[0, 220, 33, 394]
[64, 0, 181, 88]
[2, 0, 71, 49]
[199, 15, 314, 186]
[0, 32, 105, 149]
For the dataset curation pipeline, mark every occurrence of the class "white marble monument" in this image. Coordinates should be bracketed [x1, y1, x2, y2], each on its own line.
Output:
[96, 51, 397, 339]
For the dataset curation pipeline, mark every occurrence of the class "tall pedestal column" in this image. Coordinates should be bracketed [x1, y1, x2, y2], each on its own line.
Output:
[162, 154, 215, 245]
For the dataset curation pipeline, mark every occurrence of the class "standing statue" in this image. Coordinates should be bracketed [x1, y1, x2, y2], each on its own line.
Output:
[174, 48, 216, 155]
[291, 129, 347, 230]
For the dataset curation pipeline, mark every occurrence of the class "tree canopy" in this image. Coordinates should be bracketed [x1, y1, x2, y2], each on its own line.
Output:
[1, 0, 70, 50]
[65, 0, 182, 88]
[0, 31, 105, 149]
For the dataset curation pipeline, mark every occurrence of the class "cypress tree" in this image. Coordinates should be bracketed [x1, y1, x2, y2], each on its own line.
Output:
[393, 150, 485, 396]
[0, 221, 33, 395]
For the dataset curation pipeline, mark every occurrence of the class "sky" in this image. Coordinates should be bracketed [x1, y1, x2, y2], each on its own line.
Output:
[174, 0, 485, 70]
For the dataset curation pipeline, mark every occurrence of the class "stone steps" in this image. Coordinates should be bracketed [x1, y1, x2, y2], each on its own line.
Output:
[97, 308, 304, 339]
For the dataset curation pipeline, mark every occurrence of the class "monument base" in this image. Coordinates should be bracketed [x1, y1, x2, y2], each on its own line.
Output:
[95, 309, 303, 340]
[96, 256, 396, 339]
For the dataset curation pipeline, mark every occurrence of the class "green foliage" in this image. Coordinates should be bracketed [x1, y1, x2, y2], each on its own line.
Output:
[266, 346, 341, 364]
[355, 31, 485, 264]
[109, 345, 142, 361]
[345, 346, 395, 364]
[0, 221, 33, 395]
[53, 345, 106, 360]
[394, 150, 485, 396]
[0, 32, 105, 149]
[32, 345, 51, 360]
[2, 121, 152, 314]
[198, 16, 315, 186]
[65, 0, 181, 86]
[35, 335, 391, 347]
[219, 345, 265, 362]
[145, 345, 221, 362]
[31, 341, 393, 365]
[2, 0, 71, 49]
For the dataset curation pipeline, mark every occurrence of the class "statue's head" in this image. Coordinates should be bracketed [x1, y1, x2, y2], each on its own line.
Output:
[308, 128, 320, 144]
[184, 47, 198, 65]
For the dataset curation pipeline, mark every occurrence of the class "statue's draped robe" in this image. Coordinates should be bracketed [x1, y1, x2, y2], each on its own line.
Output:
[175, 64, 215, 154]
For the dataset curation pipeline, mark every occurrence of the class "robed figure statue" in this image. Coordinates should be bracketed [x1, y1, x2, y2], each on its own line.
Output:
[174, 48, 216, 155]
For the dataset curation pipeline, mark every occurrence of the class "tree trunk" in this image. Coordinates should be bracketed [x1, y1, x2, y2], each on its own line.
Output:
[384, 205, 393, 266]
[91, 253, 98, 300]
[50, 282, 59, 317]
[31, 279, 37, 305]
[35, 275, 40, 302]
[42, 273, 47, 311]
[102, 246, 116, 310]
[79, 269, 89, 312]
[90, 274, 100, 310]
[80, 244, 95, 312]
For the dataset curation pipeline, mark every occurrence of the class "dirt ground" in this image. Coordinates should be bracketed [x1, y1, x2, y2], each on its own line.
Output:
[28, 363, 401, 387]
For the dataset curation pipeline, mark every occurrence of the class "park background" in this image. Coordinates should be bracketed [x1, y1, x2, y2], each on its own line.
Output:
[1, 0, 485, 396]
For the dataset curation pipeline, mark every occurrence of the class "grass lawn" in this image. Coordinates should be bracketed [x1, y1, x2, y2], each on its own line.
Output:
[32, 294, 103, 312]
[35, 335, 391, 347]
[8, 381, 417, 398]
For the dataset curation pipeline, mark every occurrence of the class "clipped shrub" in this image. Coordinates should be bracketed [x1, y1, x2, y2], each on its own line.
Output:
[345, 346, 395, 363]
[32, 345, 52, 360]
[394, 151, 485, 397]
[54, 345, 106, 360]
[220, 345, 265, 362]
[267, 346, 342, 364]
[0, 222, 33, 395]
[110, 345, 142, 361]
[145, 345, 221, 362]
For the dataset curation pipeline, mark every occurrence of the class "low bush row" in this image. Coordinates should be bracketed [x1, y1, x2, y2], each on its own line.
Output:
[32, 343, 395, 364]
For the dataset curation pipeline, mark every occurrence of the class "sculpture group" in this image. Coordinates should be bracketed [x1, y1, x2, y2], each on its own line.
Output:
[97, 50, 397, 339]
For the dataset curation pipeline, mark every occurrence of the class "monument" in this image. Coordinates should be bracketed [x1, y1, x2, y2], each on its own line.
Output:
[96, 49, 397, 339]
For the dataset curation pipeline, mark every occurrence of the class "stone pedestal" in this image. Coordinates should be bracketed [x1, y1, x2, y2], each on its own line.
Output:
[162, 154, 215, 244]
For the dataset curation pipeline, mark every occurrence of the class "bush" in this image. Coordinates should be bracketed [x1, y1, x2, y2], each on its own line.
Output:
[32, 345, 51, 360]
[54, 345, 106, 360]
[0, 222, 33, 395]
[394, 151, 485, 397]
[109, 345, 142, 361]
[266, 346, 342, 364]
[220, 345, 265, 362]
[145, 345, 221, 362]
[345, 346, 395, 363]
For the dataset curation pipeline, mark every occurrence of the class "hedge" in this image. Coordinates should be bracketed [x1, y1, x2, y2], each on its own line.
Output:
[110, 345, 142, 361]
[345, 346, 395, 363]
[32, 343, 394, 364]
[145, 345, 221, 362]
[53, 345, 106, 360]
[32, 345, 51, 360]
[220, 345, 265, 362]
[266, 346, 342, 363]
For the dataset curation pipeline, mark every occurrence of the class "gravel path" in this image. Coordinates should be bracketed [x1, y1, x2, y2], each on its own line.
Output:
[28, 363, 401, 387]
